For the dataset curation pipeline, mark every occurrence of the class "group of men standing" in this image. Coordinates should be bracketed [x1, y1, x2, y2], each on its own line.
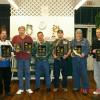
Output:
[0, 26, 100, 97]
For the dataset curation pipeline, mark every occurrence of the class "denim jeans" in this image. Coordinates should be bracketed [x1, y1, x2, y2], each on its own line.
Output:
[35, 60, 51, 89]
[93, 59, 100, 89]
[72, 57, 89, 89]
[16, 59, 31, 90]
[53, 58, 68, 88]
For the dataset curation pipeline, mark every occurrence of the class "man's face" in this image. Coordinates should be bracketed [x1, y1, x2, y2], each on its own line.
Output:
[37, 33, 44, 42]
[57, 32, 64, 38]
[18, 28, 25, 35]
[0, 31, 7, 40]
[75, 32, 82, 40]
[96, 29, 100, 39]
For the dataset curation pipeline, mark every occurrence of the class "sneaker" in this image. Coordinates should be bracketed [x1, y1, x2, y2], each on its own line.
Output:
[82, 89, 88, 95]
[26, 89, 33, 94]
[63, 88, 68, 92]
[53, 88, 58, 92]
[34, 88, 40, 92]
[0, 95, 4, 99]
[93, 89, 100, 95]
[16, 89, 24, 95]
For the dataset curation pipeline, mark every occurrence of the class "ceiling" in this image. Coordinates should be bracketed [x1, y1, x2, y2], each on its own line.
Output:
[0, 0, 100, 7]
[0, 0, 9, 4]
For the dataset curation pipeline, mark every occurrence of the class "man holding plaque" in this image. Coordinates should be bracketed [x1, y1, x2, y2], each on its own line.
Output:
[12, 26, 33, 94]
[33, 32, 51, 92]
[71, 29, 90, 95]
[52, 30, 71, 92]
[92, 27, 100, 95]
[0, 27, 13, 96]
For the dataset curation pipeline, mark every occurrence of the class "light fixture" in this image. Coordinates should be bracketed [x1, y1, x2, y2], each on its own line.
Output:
[7, 0, 19, 10]
[74, 0, 87, 10]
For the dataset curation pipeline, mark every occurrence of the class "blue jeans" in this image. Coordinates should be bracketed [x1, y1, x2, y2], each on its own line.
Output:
[54, 58, 68, 88]
[93, 59, 100, 89]
[35, 60, 51, 89]
[17, 59, 31, 90]
[72, 57, 89, 89]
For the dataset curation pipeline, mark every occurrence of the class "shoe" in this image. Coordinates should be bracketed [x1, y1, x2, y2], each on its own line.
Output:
[82, 89, 88, 95]
[5, 92, 12, 96]
[34, 88, 40, 92]
[0, 93, 3, 96]
[47, 88, 51, 93]
[93, 89, 100, 95]
[0, 95, 4, 99]
[73, 88, 80, 92]
[16, 89, 24, 94]
[53, 88, 58, 92]
[63, 88, 68, 92]
[26, 89, 33, 94]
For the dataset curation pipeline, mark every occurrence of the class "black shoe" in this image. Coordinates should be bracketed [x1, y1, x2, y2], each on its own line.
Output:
[73, 88, 80, 92]
[0, 92, 3, 95]
[0, 93, 2, 96]
[47, 88, 51, 93]
[34, 88, 40, 92]
[0, 95, 4, 100]
[5, 92, 12, 96]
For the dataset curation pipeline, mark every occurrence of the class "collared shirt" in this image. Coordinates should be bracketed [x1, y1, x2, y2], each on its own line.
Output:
[12, 35, 33, 60]
[32, 40, 52, 61]
[53, 38, 70, 58]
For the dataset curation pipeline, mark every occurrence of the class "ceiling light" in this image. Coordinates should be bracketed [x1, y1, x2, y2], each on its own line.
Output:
[74, 0, 87, 10]
[7, 0, 19, 10]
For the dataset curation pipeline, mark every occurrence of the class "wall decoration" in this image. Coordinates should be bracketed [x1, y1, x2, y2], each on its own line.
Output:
[10, 16, 74, 40]
[38, 21, 47, 30]
[52, 25, 60, 38]
[26, 24, 33, 35]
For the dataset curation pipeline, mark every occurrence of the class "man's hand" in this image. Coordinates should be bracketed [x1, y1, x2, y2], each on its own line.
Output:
[0, 56, 2, 60]
[15, 50, 20, 52]
[27, 51, 31, 54]
[63, 54, 68, 59]
[80, 53, 85, 58]
[0, 56, 5, 60]
[53, 54, 57, 59]
[92, 49, 96, 53]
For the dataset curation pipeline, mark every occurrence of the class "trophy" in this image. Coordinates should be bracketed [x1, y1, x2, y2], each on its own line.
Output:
[24, 42, 32, 53]
[14, 44, 21, 52]
[71, 45, 82, 57]
[37, 45, 46, 57]
[52, 25, 60, 38]
[96, 49, 100, 61]
[1, 45, 11, 57]
[56, 45, 64, 57]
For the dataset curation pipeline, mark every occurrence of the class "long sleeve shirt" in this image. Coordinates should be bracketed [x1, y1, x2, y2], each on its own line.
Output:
[32, 41, 52, 61]
[71, 38, 90, 58]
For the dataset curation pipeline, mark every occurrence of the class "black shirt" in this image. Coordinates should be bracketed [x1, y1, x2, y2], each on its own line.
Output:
[92, 38, 100, 58]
